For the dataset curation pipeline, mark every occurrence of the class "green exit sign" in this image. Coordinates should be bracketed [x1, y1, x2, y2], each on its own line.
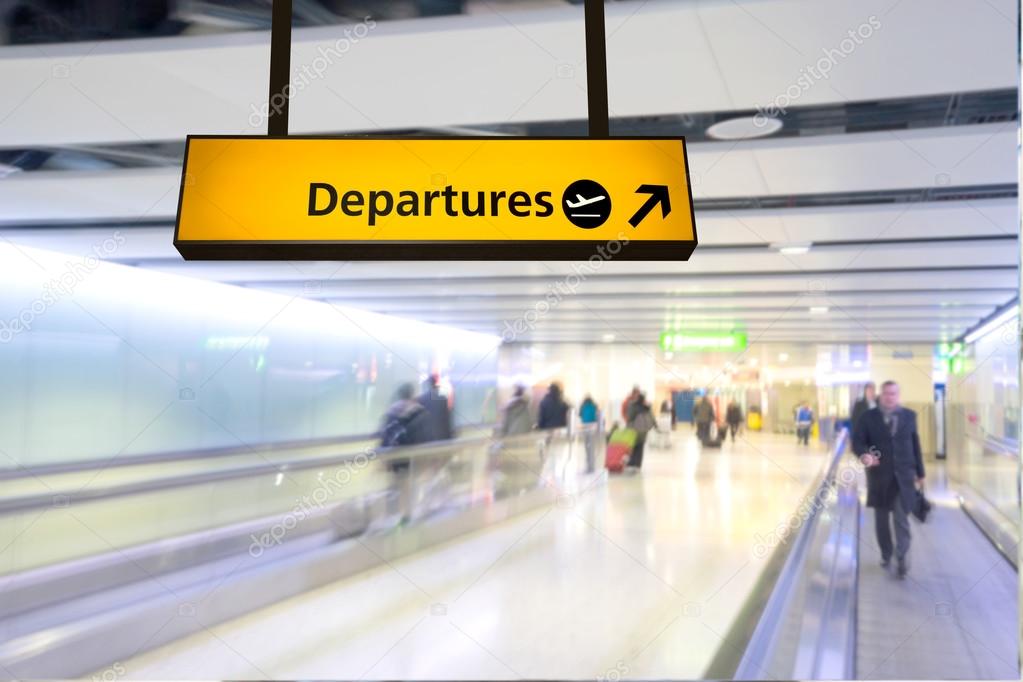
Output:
[660, 331, 748, 352]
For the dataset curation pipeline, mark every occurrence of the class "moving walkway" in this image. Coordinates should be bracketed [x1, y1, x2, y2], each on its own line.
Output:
[0, 427, 600, 677]
[713, 430, 1019, 680]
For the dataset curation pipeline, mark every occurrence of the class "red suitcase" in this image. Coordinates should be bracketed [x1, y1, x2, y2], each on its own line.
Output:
[605, 442, 632, 472]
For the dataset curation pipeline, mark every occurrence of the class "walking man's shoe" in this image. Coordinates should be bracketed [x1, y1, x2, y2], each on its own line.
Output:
[897, 559, 908, 579]
[880, 557, 891, 569]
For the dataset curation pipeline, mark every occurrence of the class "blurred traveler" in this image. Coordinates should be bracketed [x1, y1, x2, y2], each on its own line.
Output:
[627, 394, 657, 469]
[852, 380, 925, 579]
[851, 381, 877, 430]
[381, 383, 430, 448]
[621, 386, 641, 421]
[694, 395, 715, 443]
[579, 393, 600, 473]
[537, 382, 569, 430]
[418, 374, 453, 442]
[499, 384, 533, 437]
[579, 394, 599, 426]
[725, 400, 743, 442]
[380, 383, 431, 524]
[795, 402, 814, 445]
[660, 396, 676, 428]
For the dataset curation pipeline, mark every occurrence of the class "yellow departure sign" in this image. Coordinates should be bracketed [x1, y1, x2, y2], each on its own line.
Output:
[174, 136, 697, 260]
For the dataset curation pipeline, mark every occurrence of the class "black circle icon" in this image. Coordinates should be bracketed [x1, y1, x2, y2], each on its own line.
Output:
[562, 179, 612, 229]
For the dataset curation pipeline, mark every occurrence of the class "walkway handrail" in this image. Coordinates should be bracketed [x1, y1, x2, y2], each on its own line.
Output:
[730, 428, 858, 680]
[0, 420, 496, 480]
[0, 425, 558, 516]
[965, 431, 1020, 458]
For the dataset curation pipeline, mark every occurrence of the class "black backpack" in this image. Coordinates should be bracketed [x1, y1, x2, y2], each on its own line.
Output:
[381, 403, 425, 447]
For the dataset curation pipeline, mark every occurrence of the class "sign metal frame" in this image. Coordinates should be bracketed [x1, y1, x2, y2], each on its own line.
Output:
[174, 1, 697, 261]
[173, 134, 697, 261]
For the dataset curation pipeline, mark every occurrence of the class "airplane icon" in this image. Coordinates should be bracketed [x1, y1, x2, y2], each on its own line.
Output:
[562, 179, 612, 228]
[566, 193, 607, 209]
[566, 193, 608, 217]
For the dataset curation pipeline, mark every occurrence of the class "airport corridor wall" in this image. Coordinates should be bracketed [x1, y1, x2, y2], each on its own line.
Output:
[0, 244, 500, 467]
[946, 316, 1020, 534]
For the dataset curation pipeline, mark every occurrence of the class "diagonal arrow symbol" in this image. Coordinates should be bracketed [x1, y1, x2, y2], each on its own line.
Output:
[628, 184, 671, 228]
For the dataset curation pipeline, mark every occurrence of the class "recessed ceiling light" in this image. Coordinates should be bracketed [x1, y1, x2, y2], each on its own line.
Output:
[706, 115, 783, 140]
[771, 241, 813, 255]
[602, 333, 616, 343]
[778, 352, 790, 362]
[810, 306, 829, 314]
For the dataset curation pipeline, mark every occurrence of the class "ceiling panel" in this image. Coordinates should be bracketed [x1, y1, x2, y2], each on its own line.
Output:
[1, 126, 1014, 223]
[0, 0, 1013, 146]
[1, 197, 1013, 260]
[245, 268, 1015, 295]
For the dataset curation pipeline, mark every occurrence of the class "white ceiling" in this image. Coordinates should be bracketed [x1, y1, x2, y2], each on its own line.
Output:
[0, 0, 1014, 146]
[0, 0, 1018, 346]
[0, 125, 1014, 223]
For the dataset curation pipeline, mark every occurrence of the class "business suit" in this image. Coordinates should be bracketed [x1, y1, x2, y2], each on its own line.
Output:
[853, 406, 925, 565]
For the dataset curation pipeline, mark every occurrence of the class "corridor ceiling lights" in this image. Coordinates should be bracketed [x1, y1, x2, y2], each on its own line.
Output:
[602, 333, 616, 343]
[771, 241, 813, 255]
[706, 115, 783, 140]
[963, 306, 1019, 344]
[809, 306, 829, 314]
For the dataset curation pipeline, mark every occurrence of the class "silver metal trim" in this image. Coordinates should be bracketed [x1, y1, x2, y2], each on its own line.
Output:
[734, 429, 858, 680]
[0, 425, 500, 514]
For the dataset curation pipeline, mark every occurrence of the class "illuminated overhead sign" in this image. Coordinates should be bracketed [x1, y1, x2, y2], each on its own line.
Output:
[660, 331, 748, 352]
[937, 342, 964, 357]
[936, 342, 965, 375]
[173, 137, 696, 260]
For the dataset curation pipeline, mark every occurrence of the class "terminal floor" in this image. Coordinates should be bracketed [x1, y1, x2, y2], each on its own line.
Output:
[112, 431, 829, 680]
[856, 468, 1018, 680]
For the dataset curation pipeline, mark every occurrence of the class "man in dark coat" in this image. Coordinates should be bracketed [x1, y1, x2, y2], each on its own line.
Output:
[852, 380, 925, 579]
[417, 374, 453, 442]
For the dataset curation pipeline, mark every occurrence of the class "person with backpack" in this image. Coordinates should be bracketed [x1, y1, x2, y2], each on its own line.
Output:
[381, 383, 431, 448]
[627, 394, 657, 470]
[795, 401, 814, 445]
[499, 384, 533, 437]
[379, 383, 431, 524]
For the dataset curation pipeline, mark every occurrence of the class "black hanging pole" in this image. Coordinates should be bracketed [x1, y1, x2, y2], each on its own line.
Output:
[583, 0, 610, 138]
[267, 0, 293, 136]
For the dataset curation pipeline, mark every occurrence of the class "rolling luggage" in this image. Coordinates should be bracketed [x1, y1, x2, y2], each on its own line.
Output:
[701, 423, 725, 448]
[606, 427, 637, 472]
